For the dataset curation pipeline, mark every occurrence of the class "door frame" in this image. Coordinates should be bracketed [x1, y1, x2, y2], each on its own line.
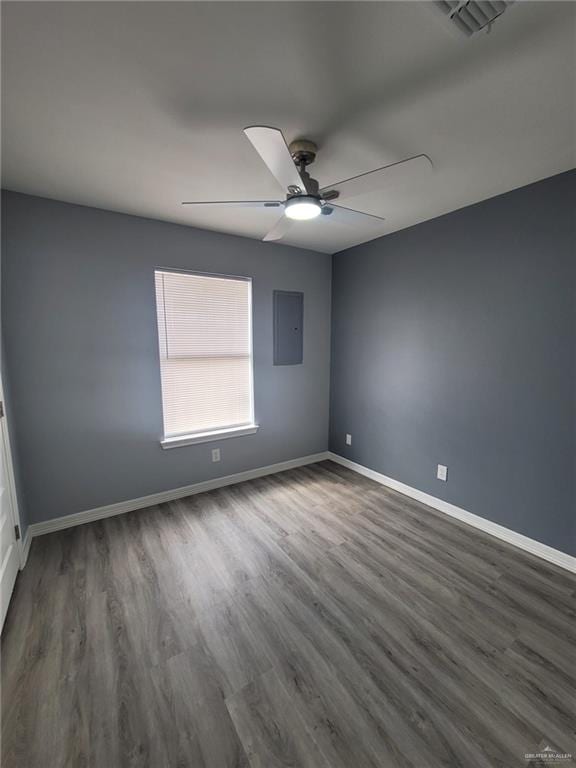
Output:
[0, 373, 26, 569]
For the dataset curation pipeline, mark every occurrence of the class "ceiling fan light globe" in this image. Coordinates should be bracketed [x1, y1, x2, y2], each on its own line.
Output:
[284, 196, 322, 221]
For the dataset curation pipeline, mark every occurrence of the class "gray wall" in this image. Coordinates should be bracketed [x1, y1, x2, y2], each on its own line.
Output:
[2, 192, 331, 528]
[4, 172, 575, 557]
[330, 170, 575, 556]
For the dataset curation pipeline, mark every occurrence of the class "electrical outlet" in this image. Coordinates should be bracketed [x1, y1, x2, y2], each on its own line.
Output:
[345, 433, 352, 446]
[437, 464, 448, 482]
[211, 448, 221, 463]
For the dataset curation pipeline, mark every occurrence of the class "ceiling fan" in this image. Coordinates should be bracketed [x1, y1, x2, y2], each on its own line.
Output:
[182, 126, 432, 243]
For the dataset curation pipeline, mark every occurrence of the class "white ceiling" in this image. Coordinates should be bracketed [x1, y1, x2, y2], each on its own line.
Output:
[2, 1, 575, 254]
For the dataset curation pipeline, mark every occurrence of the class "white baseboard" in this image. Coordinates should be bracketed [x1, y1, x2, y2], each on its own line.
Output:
[20, 527, 32, 569]
[328, 452, 576, 574]
[24, 449, 576, 575]
[28, 451, 331, 540]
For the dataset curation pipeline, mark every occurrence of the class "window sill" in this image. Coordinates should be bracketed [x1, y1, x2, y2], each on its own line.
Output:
[161, 424, 259, 450]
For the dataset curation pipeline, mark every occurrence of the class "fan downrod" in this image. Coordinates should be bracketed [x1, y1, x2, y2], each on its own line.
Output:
[289, 139, 317, 167]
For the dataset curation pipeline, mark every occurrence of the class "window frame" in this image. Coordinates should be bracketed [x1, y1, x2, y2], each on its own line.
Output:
[154, 267, 258, 448]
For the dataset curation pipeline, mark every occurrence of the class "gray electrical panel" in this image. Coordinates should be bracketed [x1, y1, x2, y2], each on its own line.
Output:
[273, 290, 303, 365]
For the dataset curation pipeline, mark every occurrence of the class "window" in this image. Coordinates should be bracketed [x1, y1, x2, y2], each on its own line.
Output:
[154, 269, 257, 448]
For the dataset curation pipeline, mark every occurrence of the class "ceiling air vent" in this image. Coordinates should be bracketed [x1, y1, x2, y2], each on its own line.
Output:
[434, 1, 515, 36]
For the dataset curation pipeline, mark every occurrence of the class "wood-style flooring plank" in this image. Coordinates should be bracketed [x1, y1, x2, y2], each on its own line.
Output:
[226, 668, 332, 768]
[2, 461, 575, 767]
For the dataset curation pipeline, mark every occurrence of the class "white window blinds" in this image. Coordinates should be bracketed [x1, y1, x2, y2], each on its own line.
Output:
[154, 270, 254, 439]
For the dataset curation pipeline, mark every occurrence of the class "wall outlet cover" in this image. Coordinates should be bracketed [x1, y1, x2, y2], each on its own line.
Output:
[212, 448, 221, 463]
[437, 464, 448, 481]
[345, 433, 352, 446]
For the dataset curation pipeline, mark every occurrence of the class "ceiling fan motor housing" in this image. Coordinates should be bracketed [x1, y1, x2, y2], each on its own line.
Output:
[289, 139, 317, 167]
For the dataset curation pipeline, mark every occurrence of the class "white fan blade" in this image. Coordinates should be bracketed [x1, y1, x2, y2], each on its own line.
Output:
[320, 154, 433, 202]
[322, 204, 386, 228]
[182, 200, 282, 207]
[263, 214, 293, 242]
[244, 126, 305, 193]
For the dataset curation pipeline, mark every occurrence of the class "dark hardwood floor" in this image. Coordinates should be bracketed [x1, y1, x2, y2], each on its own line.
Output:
[2, 461, 575, 768]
